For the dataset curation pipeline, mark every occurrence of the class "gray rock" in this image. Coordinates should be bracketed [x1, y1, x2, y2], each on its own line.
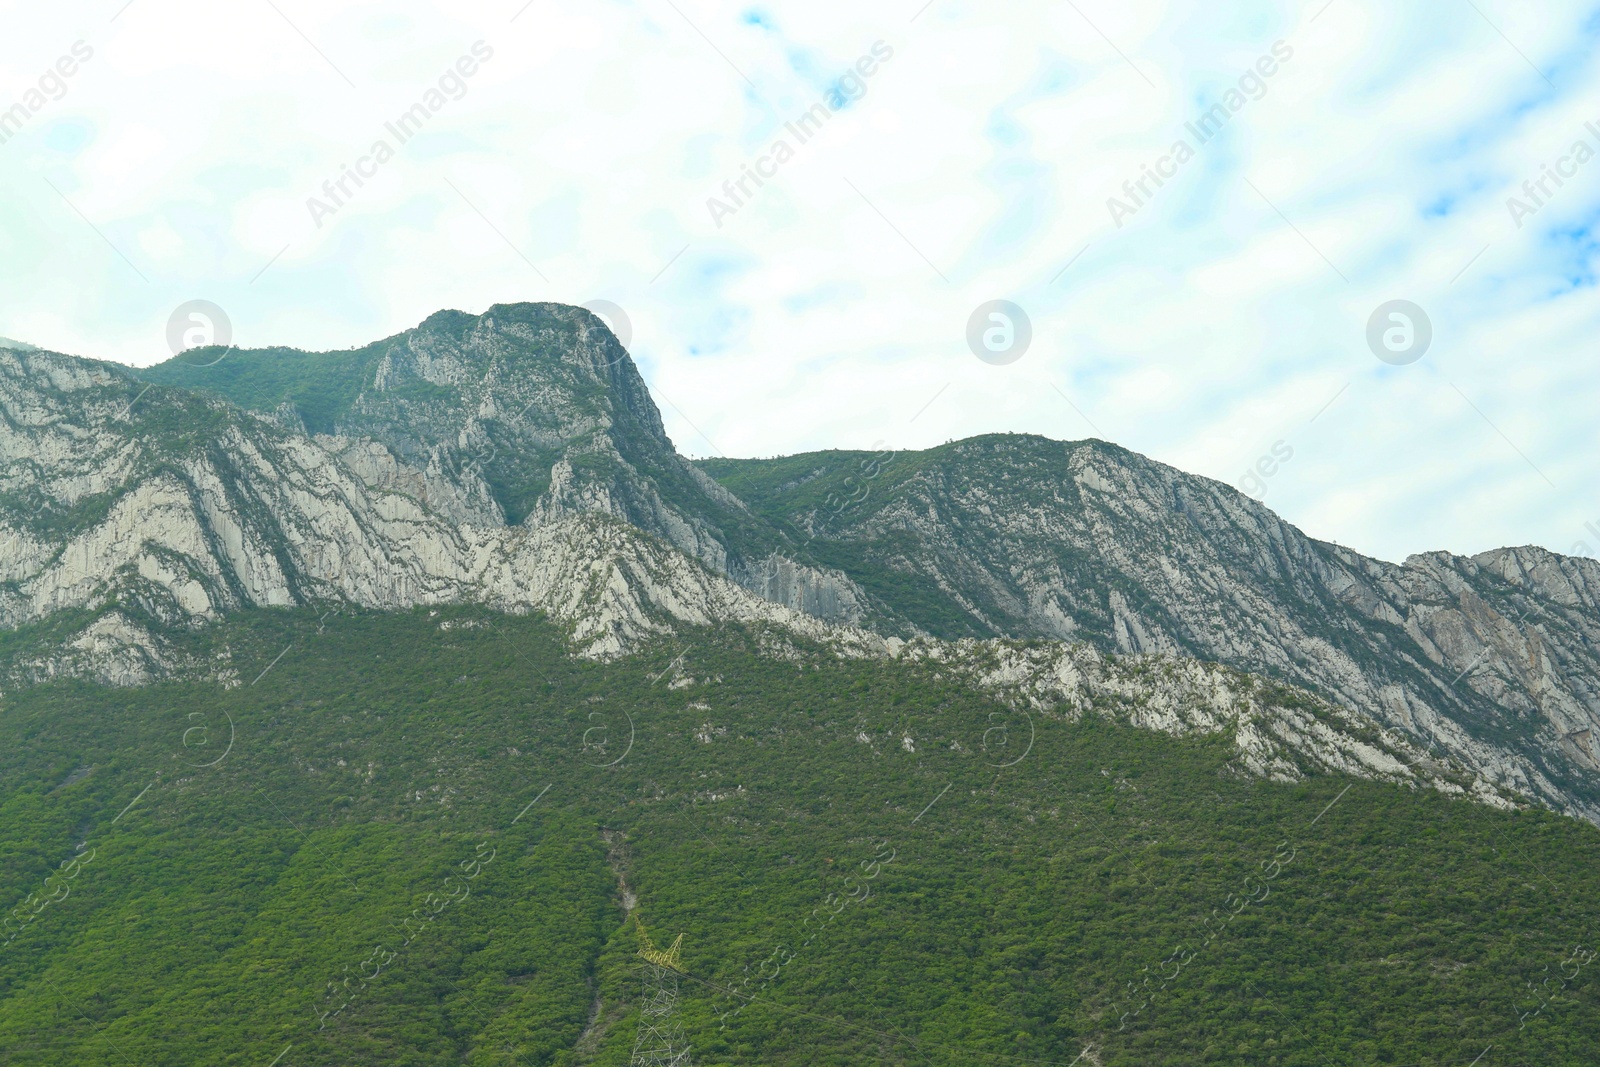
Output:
[5, 312, 1600, 825]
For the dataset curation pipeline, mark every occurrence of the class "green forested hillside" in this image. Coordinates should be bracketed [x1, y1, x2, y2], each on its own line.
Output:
[2, 608, 1598, 1065]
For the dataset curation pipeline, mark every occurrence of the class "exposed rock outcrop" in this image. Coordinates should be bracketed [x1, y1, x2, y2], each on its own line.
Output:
[5, 313, 1600, 826]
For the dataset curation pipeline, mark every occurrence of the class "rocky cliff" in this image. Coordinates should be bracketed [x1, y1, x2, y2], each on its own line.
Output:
[0, 340, 869, 680]
[138, 303, 865, 624]
[3, 306, 1599, 824]
[703, 438, 1600, 820]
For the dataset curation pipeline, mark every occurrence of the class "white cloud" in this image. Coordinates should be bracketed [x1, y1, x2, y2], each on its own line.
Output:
[0, 0, 1596, 562]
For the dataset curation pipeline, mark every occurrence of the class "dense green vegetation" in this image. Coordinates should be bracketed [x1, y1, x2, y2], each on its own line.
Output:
[3, 608, 1599, 1065]
[138, 343, 381, 436]
[701, 440, 1207, 646]
[696, 436, 1107, 523]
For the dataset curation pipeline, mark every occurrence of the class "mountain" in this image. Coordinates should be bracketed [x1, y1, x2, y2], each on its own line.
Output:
[0, 338, 822, 671]
[701, 440, 1600, 820]
[5, 306, 1600, 1065]
[137, 304, 865, 623]
[2, 302, 1598, 826]
[1, 607, 1597, 1067]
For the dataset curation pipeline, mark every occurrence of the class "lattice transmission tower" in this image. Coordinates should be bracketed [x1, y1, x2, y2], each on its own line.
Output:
[629, 918, 694, 1067]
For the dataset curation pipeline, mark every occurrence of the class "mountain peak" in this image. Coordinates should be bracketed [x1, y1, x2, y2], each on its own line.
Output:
[7, 309, 1600, 825]
[412, 300, 617, 350]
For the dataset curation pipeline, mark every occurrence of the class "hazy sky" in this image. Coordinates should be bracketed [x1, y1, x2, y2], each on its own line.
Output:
[1, 1, 1597, 564]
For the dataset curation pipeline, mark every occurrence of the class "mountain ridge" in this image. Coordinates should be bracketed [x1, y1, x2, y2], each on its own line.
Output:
[136, 302, 868, 623]
[3, 305, 1599, 826]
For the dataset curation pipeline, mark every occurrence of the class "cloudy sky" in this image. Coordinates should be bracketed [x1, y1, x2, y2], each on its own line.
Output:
[1, 0, 1596, 564]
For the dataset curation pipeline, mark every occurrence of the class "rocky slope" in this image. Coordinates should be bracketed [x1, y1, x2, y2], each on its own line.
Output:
[0, 340, 877, 685]
[138, 304, 865, 623]
[3, 306, 1599, 823]
[702, 439, 1600, 819]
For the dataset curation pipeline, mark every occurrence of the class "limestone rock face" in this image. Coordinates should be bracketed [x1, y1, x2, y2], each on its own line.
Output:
[699, 436, 1600, 821]
[134, 303, 866, 626]
[0, 343, 844, 671]
[910, 639, 1554, 819]
[5, 314, 1600, 824]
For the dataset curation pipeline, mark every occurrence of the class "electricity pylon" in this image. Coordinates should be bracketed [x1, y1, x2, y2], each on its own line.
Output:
[629, 917, 694, 1067]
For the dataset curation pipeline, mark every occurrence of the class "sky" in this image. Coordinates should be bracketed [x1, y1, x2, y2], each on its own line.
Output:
[1, 0, 1597, 564]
